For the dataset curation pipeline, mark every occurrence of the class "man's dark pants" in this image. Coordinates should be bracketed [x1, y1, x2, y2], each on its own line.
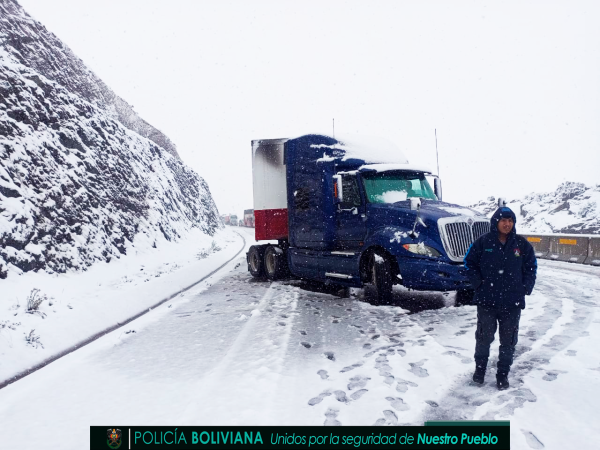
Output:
[474, 306, 521, 375]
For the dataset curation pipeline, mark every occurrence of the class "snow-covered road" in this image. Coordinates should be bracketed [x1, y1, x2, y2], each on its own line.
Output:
[1, 227, 599, 449]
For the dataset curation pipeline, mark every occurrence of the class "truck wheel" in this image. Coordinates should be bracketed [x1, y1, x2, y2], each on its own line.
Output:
[247, 245, 265, 278]
[455, 289, 475, 306]
[264, 245, 285, 280]
[371, 253, 393, 305]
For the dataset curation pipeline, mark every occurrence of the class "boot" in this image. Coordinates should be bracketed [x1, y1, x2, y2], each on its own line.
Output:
[472, 367, 486, 384]
[473, 367, 485, 384]
[496, 372, 509, 390]
[472, 359, 487, 384]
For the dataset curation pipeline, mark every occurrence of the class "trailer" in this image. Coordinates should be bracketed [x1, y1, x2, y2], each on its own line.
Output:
[246, 134, 489, 304]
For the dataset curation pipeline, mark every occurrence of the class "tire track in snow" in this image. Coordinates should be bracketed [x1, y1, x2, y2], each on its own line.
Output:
[178, 282, 299, 424]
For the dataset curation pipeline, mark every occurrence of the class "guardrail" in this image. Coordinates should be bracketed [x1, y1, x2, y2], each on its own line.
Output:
[521, 234, 600, 266]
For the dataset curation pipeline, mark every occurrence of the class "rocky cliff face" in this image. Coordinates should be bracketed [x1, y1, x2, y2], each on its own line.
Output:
[0, 0, 221, 278]
[470, 182, 600, 234]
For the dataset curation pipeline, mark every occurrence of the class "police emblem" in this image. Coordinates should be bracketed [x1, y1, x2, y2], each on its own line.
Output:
[107, 428, 122, 449]
[514, 248, 521, 257]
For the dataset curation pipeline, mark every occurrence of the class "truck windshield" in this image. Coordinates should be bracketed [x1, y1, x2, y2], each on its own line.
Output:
[362, 171, 437, 203]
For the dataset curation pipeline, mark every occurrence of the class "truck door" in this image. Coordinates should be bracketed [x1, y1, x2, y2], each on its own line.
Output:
[336, 173, 367, 249]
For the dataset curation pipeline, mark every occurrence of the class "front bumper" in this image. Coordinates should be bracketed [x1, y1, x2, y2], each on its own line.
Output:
[395, 256, 471, 291]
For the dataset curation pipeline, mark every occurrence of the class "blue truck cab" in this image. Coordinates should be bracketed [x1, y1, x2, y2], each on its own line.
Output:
[247, 134, 489, 304]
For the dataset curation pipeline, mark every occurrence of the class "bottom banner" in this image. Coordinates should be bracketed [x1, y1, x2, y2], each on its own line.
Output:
[92, 423, 509, 449]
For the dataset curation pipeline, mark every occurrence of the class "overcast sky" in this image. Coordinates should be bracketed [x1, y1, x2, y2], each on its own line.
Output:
[17, 0, 600, 215]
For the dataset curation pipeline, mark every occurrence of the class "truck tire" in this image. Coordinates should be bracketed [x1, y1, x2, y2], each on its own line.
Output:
[247, 245, 265, 278]
[455, 289, 475, 306]
[264, 245, 286, 280]
[371, 253, 393, 305]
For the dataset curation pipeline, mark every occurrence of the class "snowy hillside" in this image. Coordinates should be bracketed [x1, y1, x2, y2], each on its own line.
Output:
[0, 0, 221, 278]
[470, 182, 600, 234]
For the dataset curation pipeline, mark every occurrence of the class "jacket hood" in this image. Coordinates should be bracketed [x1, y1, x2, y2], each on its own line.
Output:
[490, 206, 517, 234]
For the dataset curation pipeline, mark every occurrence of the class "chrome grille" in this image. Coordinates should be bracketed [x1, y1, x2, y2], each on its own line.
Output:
[473, 222, 489, 240]
[438, 218, 490, 262]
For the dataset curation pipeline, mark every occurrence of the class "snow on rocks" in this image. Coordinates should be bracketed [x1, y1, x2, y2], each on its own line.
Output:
[470, 182, 600, 234]
[0, 2, 222, 276]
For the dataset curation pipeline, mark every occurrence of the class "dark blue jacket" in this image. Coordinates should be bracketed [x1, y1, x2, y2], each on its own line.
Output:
[464, 207, 537, 310]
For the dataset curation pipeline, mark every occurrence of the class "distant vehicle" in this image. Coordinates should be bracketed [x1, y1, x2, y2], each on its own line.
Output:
[230, 215, 239, 226]
[221, 214, 231, 225]
[246, 134, 489, 304]
[243, 209, 255, 227]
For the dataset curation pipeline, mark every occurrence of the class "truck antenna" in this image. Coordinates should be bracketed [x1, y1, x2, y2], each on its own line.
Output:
[333, 118, 335, 139]
[435, 128, 440, 176]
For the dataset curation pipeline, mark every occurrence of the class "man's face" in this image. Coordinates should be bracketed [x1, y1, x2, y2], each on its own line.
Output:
[498, 217, 514, 235]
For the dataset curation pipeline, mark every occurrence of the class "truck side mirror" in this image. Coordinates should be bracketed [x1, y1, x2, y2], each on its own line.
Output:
[410, 197, 421, 211]
[333, 175, 343, 204]
[434, 177, 442, 201]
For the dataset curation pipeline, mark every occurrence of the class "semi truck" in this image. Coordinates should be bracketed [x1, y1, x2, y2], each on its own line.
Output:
[243, 209, 255, 227]
[246, 134, 489, 304]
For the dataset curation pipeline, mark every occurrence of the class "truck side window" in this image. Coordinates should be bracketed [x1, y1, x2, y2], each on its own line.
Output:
[295, 186, 310, 211]
[340, 175, 361, 209]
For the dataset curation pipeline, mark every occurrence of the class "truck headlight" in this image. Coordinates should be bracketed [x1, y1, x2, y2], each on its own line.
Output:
[402, 244, 441, 257]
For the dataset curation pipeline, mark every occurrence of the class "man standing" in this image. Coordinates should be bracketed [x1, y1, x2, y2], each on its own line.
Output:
[464, 206, 537, 390]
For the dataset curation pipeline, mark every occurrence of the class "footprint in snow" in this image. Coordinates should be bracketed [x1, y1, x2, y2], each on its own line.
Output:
[374, 410, 398, 426]
[408, 360, 429, 378]
[317, 370, 329, 380]
[340, 362, 364, 373]
[442, 350, 472, 364]
[323, 352, 336, 361]
[324, 408, 341, 426]
[347, 375, 370, 391]
[301, 342, 312, 349]
[334, 390, 349, 403]
[277, 322, 286, 326]
[509, 388, 537, 402]
[308, 391, 331, 406]
[363, 343, 372, 349]
[350, 389, 368, 401]
[542, 370, 566, 381]
[299, 330, 307, 336]
[521, 430, 545, 449]
[386, 396, 410, 411]
[424, 327, 434, 332]
[492, 397, 529, 418]
[425, 400, 439, 408]
[455, 330, 468, 336]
